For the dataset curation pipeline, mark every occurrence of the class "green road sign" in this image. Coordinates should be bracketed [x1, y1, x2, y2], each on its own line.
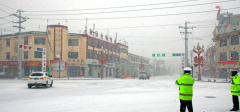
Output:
[152, 54, 156, 57]
[157, 54, 161, 57]
[172, 53, 176, 56]
[162, 54, 165, 57]
[46, 66, 50, 74]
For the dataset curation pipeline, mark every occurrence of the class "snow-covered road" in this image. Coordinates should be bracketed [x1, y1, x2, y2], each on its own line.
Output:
[0, 75, 233, 112]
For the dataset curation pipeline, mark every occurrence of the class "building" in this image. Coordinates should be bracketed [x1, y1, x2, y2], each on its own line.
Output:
[212, 12, 240, 78]
[203, 45, 217, 77]
[0, 25, 133, 78]
[128, 53, 151, 76]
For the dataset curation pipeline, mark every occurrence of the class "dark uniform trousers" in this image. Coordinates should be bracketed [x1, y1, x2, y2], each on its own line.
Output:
[232, 95, 239, 110]
[180, 99, 193, 112]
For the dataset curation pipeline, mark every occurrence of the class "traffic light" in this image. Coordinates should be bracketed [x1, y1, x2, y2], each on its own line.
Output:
[157, 54, 161, 57]
[36, 48, 43, 52]
[24, 45, 27, 49]
[23, 45, 32, 50]
[18, 44, 23, 49]
[152, 54, 155, 57]
[172, 53, 176, 56]
[162, 54, 165, 57]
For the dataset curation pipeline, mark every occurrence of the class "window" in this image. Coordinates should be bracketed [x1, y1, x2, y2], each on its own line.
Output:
[87, 50, 92, 58]
[6, 39, 10, 47]
[34, 51, 42, 58]
[24, 52, 28, 59]
[68, 52, 78, 59]
[31, 73, 43, 76]
[34, 37, 45, 45]
[94, 42, 98, 48]
[109, 46, 112, 51]
[231, 36, 239, 45]
[88, 40, 92, 46]
[220, 52, 227, 61]
[104, 45, 108, 50]
[68, 39, 78, 46]
[113, 55, 116, 62]
[220, 37, 227, 47]
[231, 51, 239, 60]
[94, 51, 97, 59]
[24, 37, 28, 45]
[109, 54, 112, 61]
[6, 53, 10, 60]
[105, 55, 107, 61]
[14, 43, 18, 53]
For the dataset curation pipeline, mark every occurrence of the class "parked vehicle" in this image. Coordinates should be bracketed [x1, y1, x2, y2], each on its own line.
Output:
[139, 72, 150, 80]
[27, 72, 53, 88]
[0, 72, 9, 75]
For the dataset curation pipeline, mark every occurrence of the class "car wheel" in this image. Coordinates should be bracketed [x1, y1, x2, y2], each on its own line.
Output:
[45, 81, 48, 88]
[28, 85, 31, 89]
[50, 81, 53, 87]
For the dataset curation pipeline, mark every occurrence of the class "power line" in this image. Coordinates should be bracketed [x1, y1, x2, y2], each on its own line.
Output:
[25, 0, 195, 12]
[95, 22, 217, 30]
[96, 23, 181, 30]
[0, 3, 16, 10]
[0, 9, 11, 14]
[129, 39, 183, 45]
[29, 7, 240, 20]
[0, 15, 11, 19]
[196, 26, 216, 28]
[0, 27, 16, 32]
[1, 18, 12, 22]
[119, 35, 213, 39]
[0, 22, 12, 25]
[190, 20, 217, 24]
[23, 0, 233, 16]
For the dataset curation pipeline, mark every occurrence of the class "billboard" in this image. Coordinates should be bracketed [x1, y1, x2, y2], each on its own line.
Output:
[50, 59, 66, 71]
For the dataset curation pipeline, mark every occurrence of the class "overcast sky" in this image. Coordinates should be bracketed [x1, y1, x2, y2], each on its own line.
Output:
[1, 0, 240, 67]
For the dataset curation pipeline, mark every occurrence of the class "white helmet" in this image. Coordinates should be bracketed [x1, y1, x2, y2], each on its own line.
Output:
[230, 69, 238, 72]
[183, 67, 192, 71]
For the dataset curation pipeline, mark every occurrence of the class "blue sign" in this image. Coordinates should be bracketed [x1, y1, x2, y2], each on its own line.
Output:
[176, 53, 181, 56]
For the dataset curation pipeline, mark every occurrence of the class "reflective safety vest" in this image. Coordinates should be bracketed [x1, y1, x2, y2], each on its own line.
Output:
[175, 73, 195, 101]
[231, 74, 240, 96]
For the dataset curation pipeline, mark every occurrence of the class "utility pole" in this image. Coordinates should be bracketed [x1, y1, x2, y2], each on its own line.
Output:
[12, 9, 28, 78]
[85, 18, 88, 34]
[93, 24, 95, 37]
[179, 21, 195, 67]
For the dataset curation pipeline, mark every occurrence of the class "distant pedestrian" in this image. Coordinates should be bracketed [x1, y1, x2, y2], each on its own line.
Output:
[175, 67, 195, 112]
[227, 75, 229, 82]
[230, 69, 240, 111]
[98, 73, 100, 78]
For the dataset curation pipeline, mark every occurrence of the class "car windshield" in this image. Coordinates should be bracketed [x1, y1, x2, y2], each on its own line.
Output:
[140, 72, 147, 74]
[31, 73, 43, 76]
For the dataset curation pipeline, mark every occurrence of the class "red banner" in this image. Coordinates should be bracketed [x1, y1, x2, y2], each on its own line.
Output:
[194, 56, 198, 63]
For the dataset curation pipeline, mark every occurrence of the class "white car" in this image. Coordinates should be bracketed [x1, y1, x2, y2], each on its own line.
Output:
[27, 72, 53, 88]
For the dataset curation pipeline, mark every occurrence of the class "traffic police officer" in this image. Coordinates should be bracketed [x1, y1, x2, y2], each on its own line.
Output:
[230, 69, 240, 111]
[175, 67, 195, 112]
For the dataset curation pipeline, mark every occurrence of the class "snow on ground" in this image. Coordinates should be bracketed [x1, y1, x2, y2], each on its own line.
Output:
[0, 75, 233, 112]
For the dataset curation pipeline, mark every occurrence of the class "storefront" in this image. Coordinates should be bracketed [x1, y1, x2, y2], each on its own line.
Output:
[0, 61, 18, 76]
[86, 59, 100, 77]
